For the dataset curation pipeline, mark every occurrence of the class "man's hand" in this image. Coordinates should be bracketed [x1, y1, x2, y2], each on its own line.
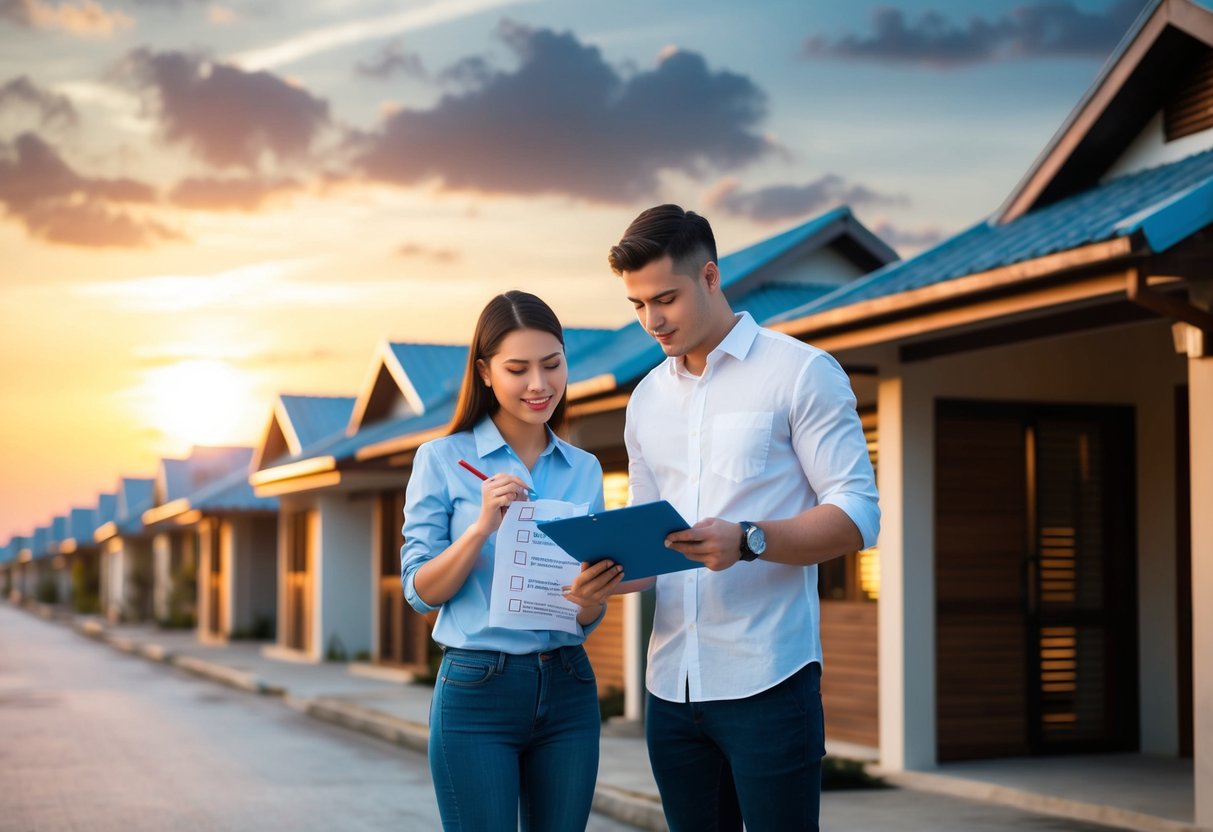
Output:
[665, 518, 744, 571]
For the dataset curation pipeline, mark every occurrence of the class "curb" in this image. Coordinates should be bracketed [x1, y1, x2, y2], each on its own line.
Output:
[296, 696, 429, 754]
[172, 655, 284, 697]
[592, 785, 669, 832]
[872, 767, 1202, 832]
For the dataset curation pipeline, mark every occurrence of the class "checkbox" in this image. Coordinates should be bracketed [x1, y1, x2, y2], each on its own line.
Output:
[516, 529, 530, 543]
[510, 576, 524, 591]
[518, 507, 534, 521]
[508, 599, 523, 612]
[514, 551, 527, 565]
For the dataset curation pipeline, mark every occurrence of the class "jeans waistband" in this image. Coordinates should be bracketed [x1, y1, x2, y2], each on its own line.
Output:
[441, 644, 585, 672]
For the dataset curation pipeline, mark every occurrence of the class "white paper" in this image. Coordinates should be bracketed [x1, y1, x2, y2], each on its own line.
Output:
[488, 499, 589, 634]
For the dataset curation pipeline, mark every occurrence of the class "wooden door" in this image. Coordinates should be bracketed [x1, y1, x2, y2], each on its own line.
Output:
[283, 510, 312, 652]
[935, 401, 1138, 760]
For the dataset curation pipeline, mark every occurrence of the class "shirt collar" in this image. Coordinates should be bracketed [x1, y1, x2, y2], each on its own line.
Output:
[472, 415, 572, 467]
[666, 311, 760, 377]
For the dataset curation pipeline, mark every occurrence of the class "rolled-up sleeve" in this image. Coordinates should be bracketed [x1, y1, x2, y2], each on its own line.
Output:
[401, 442, 451, 614]
[791, 352, 881, 549]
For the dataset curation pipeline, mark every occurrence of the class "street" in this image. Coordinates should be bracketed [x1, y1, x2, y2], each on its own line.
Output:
[0, 606, 637, 831]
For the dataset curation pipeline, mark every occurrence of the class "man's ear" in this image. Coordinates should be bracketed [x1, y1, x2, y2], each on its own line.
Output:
[702, 260, 721, 293]
[476, 358, 491, 387]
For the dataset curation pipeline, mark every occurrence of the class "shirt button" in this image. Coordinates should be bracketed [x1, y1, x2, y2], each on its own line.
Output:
[689, 623, 696, 631]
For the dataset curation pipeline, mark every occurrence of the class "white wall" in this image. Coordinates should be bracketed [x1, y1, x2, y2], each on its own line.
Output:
[316, 493, 374, 661]
[1104, 110, 1213, 182]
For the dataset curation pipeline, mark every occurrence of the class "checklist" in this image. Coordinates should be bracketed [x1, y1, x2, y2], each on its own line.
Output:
[487, 498, 589, 634]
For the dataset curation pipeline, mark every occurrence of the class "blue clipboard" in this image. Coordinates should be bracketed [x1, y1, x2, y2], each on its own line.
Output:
[536, 500, 701, 581]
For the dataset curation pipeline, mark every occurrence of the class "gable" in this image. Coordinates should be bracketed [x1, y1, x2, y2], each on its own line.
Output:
[1000, 0, 1213, 222]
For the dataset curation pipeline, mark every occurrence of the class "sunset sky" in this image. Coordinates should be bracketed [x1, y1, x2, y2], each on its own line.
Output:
[0, 0, 1148, 541]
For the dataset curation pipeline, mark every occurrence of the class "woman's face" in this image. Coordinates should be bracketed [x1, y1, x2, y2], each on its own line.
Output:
[477, 328, 567, 429]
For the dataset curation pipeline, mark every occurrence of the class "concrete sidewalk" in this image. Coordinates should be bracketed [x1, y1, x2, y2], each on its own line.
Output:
[17, 600, 1185, 832]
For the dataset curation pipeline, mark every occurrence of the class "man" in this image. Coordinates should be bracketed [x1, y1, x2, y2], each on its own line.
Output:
[609, 204, 879, 831]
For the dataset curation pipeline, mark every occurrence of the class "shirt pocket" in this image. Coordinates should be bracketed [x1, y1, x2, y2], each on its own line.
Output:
[709, 411, 774, 483]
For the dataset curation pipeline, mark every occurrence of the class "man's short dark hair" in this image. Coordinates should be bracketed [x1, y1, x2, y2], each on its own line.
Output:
[608, 204, 718, 277]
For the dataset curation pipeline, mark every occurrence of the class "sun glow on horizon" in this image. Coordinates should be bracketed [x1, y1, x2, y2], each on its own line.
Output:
[133, 359, 263, 451]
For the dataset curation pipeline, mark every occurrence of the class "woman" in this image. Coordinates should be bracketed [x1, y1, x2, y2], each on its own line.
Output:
[401, 290, 624, 831]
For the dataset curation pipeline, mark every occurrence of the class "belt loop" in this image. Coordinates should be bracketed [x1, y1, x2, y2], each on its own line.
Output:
[495, 651, 507, 674]
[559, 645, 574, 672]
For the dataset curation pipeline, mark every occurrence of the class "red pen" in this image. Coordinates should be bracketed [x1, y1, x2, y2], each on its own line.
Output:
[458, 459, 538, 499]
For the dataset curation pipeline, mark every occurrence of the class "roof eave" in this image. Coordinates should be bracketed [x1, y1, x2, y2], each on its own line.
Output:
[773, 236, 1139, 344]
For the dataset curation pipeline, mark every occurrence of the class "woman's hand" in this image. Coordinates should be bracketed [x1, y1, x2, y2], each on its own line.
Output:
[562, 559, 624, 611]
[472, 473, 532, 537]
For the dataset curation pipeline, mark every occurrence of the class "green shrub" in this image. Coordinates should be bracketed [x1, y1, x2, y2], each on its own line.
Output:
[821, 757, 887, 791]
[36, 574, 59, 604]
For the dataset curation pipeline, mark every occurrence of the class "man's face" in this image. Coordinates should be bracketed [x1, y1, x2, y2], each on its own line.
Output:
[621, 255, 714, 359]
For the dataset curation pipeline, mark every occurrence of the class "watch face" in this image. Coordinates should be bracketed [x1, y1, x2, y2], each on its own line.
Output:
[748, 525, 766, 554]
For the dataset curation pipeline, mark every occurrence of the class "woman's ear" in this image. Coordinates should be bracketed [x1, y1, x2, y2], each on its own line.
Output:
[476, 358, 491, 387]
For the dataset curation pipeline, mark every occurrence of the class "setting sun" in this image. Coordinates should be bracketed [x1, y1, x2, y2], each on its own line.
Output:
[135, 359, 262, 450]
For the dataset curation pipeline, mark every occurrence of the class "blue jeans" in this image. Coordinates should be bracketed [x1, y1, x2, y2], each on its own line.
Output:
[428, 645, 600, 832]
[645, 662, 825, 832]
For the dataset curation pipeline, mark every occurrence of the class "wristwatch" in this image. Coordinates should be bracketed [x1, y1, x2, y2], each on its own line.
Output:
[738, 521, 766, 562]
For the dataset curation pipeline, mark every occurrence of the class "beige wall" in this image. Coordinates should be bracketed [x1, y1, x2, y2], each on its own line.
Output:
[846, 318, 1189, 765]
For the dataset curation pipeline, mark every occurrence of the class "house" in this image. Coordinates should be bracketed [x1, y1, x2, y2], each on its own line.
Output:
[140, 446, 276, 639]
[248, 392, 393, 663]
[142, 447, 257, 627]
[761, 0, 1213, 823]
[354, 207, 898, 711]
[142, 457, 279, 642]
[94, 477, 155, 622]
[63, 494, 116, 614]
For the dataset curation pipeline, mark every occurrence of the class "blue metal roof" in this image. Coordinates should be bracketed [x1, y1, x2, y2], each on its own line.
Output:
[387, 343, 468, 412]
[716, 206, 896, 289]
[115, 477, 155, 534]
[96, 493, 117, 526]
[279, 394, 356, 449]
[188, 465, 278, 514]
[68, 507, 98, 544]
[775, 147, 1213, 322]
[50, 515, 69, 550]
[386, 329, 612, 416]
[160, 447, 253, 503]
[32, 526, 50, 558]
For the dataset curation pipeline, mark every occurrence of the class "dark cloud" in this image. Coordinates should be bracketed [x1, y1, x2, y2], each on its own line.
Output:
[356, 39, 425, 80]
[355, 21, 770, 202]
[123, 48, 330, 169]
[436, 55, 494, 89]
[169, 175, 301, 211]
[0, 131, 177, 247]
[868, 220, 948, 251]
[804, 0, 1145, 67]
[396, 242, 458, 263]
[706, 176, 906, 223]
[0, 75, 78, 128]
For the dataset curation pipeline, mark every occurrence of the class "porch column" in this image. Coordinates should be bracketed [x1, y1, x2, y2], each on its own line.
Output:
[877, 373, 936, 770]
[1188, 288, 1213, 827]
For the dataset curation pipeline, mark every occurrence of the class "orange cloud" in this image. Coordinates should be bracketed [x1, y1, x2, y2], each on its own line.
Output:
[1, 0, 134, 37]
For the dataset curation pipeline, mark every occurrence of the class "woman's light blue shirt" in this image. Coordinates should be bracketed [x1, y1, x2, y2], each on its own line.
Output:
[401, 416, 606, 653]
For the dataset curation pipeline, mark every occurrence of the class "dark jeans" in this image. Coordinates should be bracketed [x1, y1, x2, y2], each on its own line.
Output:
[645, 662, 825, 832]
[428, 645, 600, 832]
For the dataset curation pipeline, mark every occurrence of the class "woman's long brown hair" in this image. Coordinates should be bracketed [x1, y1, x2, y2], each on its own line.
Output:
[447, 290, 568, 436]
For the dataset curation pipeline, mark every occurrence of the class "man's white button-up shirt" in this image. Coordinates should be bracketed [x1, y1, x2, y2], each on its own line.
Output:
[625, 312, 879, 703]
